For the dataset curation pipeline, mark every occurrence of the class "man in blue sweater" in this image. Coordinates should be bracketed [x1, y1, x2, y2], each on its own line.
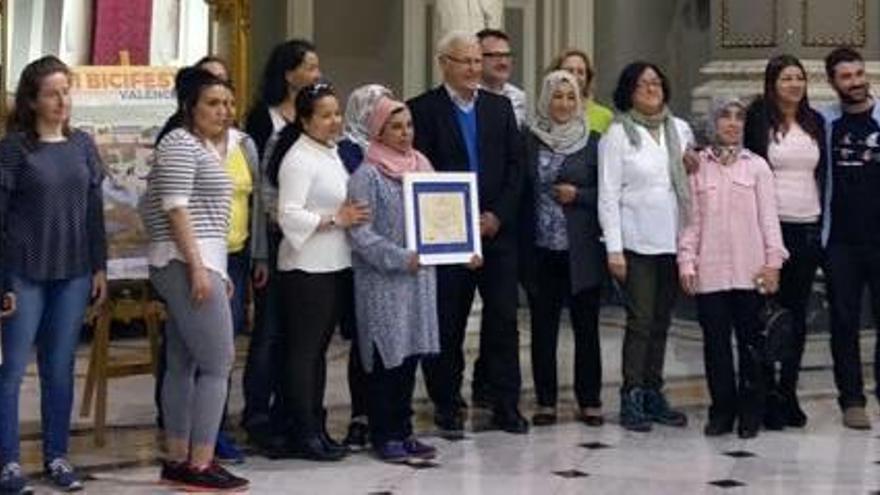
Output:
[408, 31, 526, 438]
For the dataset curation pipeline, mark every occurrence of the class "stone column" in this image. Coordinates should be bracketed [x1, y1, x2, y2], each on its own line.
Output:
[691, 0, 880, 138]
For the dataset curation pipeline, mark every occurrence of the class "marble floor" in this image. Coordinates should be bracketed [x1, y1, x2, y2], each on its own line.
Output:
[13, 306, 880, 494]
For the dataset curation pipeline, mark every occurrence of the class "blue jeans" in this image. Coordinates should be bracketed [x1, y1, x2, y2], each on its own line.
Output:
[0, 273, 91, 464]
[228, 250, 251, 335]
[241, 226, 284, 431]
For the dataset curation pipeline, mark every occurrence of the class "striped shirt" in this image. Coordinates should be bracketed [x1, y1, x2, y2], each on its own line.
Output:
[143, 128, 232, 277]
[0, 130, 106, 287]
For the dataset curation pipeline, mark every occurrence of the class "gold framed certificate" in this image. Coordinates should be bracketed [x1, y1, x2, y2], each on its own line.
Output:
[403, 172, 482, 265]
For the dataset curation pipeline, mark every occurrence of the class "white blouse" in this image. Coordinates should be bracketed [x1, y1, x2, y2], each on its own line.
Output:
[277, 134, 352, 273]
[598, 118, 695, 255]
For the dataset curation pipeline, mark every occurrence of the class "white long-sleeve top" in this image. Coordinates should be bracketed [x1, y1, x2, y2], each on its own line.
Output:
[277, 134, 351, 273]
[598, 118, 694, 255]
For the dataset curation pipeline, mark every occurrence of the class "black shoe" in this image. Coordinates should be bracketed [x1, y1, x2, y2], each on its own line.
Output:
[703, 417, 734, 437]
[780, 392, 807, 428]
[738, 416, 760, 439]
[531, 407, 557, 426]
[174, 462, 249, 492]
[159, 460, 187, 485]
[319, 430, 348, 455]
[290, 435, 348, 461]
[434, 409, 465, 439]
[492, 408, 529, 434]
[343, 420, 370, 451]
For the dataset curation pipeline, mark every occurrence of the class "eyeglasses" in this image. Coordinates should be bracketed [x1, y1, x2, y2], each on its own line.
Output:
[442, 54, 482, 67]
[636, 79, 663, 90]
[482, 51, 514, 60]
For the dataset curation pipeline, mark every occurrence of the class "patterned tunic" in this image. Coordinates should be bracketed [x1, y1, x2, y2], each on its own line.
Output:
[347, 164, 439, 372]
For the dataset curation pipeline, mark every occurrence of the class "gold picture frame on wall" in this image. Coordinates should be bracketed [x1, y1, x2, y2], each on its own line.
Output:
[0, 0, 251, 126]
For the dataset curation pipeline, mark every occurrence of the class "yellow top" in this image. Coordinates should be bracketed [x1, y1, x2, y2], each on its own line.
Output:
[226, 144, 253, 253]
[586, 100, 614, 134]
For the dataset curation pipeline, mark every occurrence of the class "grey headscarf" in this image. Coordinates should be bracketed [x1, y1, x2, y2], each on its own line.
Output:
[707, 95, 747, 156]
[342, 84, 393, 150]
[529, 70, 589, 154]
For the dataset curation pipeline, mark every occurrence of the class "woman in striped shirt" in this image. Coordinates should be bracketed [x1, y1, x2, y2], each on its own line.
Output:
[143, 69, 248, 492]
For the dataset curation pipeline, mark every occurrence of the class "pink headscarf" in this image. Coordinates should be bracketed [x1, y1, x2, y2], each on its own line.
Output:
[364, 96, 433, 180]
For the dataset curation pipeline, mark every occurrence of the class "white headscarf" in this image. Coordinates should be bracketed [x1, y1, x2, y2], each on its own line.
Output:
[342, 84, 393, 150]
[529, 70, 589, 154]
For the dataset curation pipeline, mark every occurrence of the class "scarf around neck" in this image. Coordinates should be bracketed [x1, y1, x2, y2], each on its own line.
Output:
[615, 106, 690, 224]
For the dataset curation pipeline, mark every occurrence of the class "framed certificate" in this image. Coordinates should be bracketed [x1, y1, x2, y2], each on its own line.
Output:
[403, 172, 482, 265]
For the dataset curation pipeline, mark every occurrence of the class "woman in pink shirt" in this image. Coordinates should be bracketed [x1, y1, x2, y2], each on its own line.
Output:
[678, 97, 788, 439]
[743, 55, 826, 430]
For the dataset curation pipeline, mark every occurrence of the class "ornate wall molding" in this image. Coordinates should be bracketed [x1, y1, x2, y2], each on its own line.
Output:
[205, 0, 250, 107]
[801, 0, 865, 47]
[719, 0, 777, 48]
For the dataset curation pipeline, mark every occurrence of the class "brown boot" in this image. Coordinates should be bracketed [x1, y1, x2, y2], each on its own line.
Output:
[842, 406, 871, 430]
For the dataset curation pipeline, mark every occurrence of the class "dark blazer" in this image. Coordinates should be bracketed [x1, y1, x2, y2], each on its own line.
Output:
[743, 97, 828, 222]
[408, 86, 523, 248]
[519, 130, 605, 295]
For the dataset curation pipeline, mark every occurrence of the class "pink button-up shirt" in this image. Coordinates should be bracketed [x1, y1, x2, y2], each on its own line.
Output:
[678, 149, 788, 294]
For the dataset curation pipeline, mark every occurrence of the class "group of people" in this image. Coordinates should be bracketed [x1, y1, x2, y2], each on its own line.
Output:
[0, 23, 879, 494]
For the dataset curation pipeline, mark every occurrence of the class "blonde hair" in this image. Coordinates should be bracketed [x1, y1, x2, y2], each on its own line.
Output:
[549, 48, 595, 98]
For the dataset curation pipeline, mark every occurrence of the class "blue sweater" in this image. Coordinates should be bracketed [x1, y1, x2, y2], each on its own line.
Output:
[455, 106, 479, 172]
[0, 131, 107, 289]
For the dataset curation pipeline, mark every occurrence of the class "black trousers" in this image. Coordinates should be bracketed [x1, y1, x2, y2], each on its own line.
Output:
[772, 222, 822, 394]
[621, 252, 678, 391]
[423, 246, 521, 413]
[368, 352, 418, 445]
[347, 334, 369, 420]
[528, 248, 602, 408]
[696, 290, 764, 422]
[825, 242, 880, 409]
[278, 268, 353, 435]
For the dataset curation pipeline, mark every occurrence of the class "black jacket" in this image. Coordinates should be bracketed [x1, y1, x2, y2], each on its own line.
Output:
[519, 130, 605, 294]
[743, 98, 828, 223]
[407, 87, 523, 248]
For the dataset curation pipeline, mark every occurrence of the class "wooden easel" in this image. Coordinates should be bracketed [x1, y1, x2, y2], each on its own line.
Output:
[77, 50, 166, 447]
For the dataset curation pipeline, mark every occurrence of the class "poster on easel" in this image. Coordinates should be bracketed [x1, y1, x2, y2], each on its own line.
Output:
[69, 65, 178, 281]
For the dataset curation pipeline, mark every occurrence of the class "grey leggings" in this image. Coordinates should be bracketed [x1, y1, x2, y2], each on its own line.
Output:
[150, 261, 234, 446]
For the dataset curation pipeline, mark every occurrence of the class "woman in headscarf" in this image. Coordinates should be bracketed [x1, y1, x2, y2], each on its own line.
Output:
[519, 71, 605, 427]
[679, 96, 787, 439]
[336, 84, 393, 451]
[338, 84, 394, 173]
[347, 96, 441, 463]
[598, 62, 694, 432]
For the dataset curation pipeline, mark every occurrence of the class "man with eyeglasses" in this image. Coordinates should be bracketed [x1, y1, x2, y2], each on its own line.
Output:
[477, 29, 526, 127]
[408, 30, 527, 438]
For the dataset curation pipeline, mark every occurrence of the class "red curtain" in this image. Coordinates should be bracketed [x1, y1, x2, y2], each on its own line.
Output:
[91, 0, 153, 65]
